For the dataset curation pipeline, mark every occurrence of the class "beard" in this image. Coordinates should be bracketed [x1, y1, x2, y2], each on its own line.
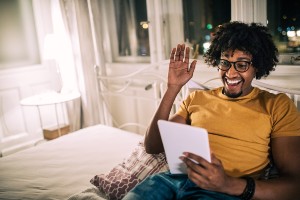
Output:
[222, 74, 244, 98]
[222, 88, 243, 98]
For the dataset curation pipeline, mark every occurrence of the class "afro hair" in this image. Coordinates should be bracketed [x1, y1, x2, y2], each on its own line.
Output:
[204, 21, 279, 79]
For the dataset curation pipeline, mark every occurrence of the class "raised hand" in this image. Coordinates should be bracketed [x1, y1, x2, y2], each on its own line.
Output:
[168, 44, 197, 90]
[168, 44, 197, 88]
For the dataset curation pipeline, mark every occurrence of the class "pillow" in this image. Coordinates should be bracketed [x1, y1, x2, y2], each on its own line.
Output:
[90, 141, 169, 200]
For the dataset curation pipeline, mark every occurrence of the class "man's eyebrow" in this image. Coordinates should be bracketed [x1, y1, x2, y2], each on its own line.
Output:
[236, 57, 251, 61]
[220, 54, 251, 61]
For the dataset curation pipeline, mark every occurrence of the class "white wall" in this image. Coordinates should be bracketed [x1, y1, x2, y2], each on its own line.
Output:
[0, 1, 72, 156]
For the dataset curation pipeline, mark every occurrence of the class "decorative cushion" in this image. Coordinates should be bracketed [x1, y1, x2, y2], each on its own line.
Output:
[90, 141, 169, 200]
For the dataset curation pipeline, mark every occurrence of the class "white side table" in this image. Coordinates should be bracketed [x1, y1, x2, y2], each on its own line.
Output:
[20, 91, 81, 139]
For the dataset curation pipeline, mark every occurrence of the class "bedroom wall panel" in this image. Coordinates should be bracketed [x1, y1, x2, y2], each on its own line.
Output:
[0, 64, 65, 156]
[0, 88, 26, 138]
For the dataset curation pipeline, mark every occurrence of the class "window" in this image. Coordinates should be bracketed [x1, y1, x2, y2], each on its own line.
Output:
[182, 0, 231, 56]
[267, 0, 300, 64]
[0, 0, 40, 69]
[113, 0, 150, 58]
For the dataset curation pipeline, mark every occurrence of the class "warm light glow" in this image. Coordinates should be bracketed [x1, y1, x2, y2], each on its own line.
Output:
[203, 42, 211, 53]
[43, 34, 58, 60]
[140, 21, 149, 29]
[297, 30, 300, 36]
[142, 23, 148, 29]
[287, 31, 296, 37]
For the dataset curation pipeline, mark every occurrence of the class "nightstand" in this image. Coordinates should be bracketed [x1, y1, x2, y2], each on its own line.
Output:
[20, 91, 81, 140]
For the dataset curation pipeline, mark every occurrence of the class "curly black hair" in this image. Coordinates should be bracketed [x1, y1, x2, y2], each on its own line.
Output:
[203, 21, 279, 79]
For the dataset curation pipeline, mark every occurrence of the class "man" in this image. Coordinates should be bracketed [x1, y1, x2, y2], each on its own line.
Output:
[123, 21, 300, 199]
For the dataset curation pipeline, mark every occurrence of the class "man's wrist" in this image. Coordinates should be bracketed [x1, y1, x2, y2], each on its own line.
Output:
[221, 176, 247, 196]
[167, 84, 182, 91]
[236, 177, 256, 200]
[166, 85, 182, 95]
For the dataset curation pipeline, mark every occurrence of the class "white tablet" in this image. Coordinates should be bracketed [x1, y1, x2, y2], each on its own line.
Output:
[157, 120, 211, 174]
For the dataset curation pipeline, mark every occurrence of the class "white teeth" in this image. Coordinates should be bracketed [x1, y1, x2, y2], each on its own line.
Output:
[226, 79, 241, 85]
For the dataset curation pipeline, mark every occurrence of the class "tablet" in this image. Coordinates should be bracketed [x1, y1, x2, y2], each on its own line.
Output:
[157, 120, 211, 174]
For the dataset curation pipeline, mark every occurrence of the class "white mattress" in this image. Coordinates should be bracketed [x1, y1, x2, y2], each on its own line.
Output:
[0, 124, 142, 200]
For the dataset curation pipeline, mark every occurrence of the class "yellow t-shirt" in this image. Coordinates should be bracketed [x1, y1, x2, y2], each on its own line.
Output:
[176, 87, 300, 177]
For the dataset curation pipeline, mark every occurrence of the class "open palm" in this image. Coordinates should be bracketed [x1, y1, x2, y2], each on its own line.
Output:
[168, 44, 197, 88]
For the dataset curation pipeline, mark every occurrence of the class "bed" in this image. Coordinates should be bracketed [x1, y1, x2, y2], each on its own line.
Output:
[0, 125, 146, 199]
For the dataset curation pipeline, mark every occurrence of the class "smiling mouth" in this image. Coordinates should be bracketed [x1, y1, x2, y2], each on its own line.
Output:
[225, 77, 242, 86]
[223, 78, 243, 98]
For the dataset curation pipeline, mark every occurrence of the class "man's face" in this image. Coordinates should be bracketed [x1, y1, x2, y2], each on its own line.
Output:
[219, 50, 256, 98]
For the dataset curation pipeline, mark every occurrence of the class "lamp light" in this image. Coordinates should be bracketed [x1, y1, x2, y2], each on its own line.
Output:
[43, 34, 62, 92]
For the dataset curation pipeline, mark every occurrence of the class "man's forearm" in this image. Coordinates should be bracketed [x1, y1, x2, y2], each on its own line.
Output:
[223, 176, 300, 200]
[253, 177, 300, 200]
[144, 86, 182, 154]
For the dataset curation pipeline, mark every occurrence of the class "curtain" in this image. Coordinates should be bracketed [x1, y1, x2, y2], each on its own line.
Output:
[56, 0, 109, 128]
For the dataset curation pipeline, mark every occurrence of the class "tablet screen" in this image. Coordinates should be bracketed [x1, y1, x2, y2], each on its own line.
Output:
[158, 120, 211, 174]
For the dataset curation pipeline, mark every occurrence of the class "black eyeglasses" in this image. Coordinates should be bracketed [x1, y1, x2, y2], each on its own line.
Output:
[217, 59, 252, 72]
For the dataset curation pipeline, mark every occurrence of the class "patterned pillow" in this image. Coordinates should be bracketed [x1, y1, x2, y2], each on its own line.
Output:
[90, 141, 169, 200]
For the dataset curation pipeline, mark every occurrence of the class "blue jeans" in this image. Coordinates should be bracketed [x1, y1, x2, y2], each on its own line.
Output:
[122, 172, 240, 200]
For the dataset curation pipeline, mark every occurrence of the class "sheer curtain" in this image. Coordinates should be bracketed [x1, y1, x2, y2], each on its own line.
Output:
[55, 0, 110, 128]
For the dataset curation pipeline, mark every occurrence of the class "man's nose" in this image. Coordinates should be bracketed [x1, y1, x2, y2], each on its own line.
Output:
[226, 63, 238, 77]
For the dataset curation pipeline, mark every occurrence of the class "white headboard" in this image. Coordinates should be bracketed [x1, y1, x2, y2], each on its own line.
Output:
[95, 61, 181, 134]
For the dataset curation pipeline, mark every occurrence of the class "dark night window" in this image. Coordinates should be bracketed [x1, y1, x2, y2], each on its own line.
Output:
[267, 0, 300, 64]
[114, 0, 150, 57]
[182, 0, 231, 56]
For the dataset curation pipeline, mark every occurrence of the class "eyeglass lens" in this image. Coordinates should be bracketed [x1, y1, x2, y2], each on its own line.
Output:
[218, 60, 250, 72]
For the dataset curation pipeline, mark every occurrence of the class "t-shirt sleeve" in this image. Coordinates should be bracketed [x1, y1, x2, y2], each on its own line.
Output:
[176, 91, 195, 119]
[271, 93, 300, 138]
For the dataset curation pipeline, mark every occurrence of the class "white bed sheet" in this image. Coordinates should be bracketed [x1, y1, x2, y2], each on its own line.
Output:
[0, 124, 142, 200]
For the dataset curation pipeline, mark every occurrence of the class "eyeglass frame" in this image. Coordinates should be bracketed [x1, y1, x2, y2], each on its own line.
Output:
[217, 59, 252, 72]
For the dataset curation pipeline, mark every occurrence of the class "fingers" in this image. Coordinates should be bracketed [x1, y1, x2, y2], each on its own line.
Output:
[181, 152, 227, 192]
[183, 152, 211, 166]
[181, 152, 223, 178]
[188, 60, 197, 73]
[174, 44, 182, 61]
[180, 155, 211, 182]
[170, 44, 186, 62]
[169, 48, 176, 63]
[179, 44, 185, 61]
[184, 47, 190, 64]
[170, 44, 196, 71]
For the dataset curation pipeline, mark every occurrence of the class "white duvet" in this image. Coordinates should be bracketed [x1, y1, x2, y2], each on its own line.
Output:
[0, 125, 142, 200]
